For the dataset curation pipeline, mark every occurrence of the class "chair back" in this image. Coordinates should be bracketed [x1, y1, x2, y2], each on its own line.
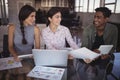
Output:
[2, 34, 10, 57]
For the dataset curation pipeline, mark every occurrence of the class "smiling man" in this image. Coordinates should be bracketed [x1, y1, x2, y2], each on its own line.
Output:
[81, 7, 118, 63]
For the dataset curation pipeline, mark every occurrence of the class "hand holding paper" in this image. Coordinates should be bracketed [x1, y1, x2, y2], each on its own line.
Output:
[70, 47, 100, 60]
[98, 45, 113, 54]
[0, 57, 22, 71]
[70, 45, 113, 60]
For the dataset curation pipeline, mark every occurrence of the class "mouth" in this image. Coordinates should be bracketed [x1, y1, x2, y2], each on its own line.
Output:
[94, 21, 99, 25]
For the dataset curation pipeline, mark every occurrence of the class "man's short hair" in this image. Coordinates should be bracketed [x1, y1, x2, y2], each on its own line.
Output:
[95, 7, 111, 18]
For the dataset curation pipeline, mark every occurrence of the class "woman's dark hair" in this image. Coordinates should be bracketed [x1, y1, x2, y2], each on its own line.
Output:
[95, 7, 111, 18]
[18, 5, 36, 44]
[47, 7, 61, 26]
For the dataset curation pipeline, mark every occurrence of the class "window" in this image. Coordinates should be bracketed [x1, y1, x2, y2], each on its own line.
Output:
[17, 1, 32, 14]
[0, 0, 8, 25]
[116, 0, 120, 13]
[75, 0, 100, 12]
[75, 0, 120, 13]
[40, 0, 68, 7]
[105, 0, 120, 13]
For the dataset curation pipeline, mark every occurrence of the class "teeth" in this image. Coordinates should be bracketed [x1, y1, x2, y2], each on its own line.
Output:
[94, 22, 98, 25]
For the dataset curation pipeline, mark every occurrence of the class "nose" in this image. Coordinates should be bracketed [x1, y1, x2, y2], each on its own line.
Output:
[59, 17, 61, 21]
[33, 17, 35, 21]
[94, 17, 98, 22]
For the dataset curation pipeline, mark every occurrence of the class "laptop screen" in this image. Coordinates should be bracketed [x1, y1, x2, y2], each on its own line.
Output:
[32, 49, 68, 67]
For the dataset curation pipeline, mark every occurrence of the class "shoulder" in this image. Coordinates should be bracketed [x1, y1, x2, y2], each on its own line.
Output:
[59, 25, 69, 31]
[34, 25, 40, 30]
[106, 23, 118, 31]
[42, 26, 49, 33]
[8, 23, 15, 31]
[34, 25, 40, 32]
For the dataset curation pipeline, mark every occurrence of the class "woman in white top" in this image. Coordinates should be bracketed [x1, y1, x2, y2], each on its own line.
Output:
[42, 7, 78, 50]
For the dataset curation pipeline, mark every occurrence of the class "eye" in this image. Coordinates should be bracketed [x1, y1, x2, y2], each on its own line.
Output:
[31, 15, 35, 17]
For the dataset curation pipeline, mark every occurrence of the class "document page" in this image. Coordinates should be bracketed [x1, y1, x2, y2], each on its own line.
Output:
[18, 54, 33, 58]
[98, 45, 113, 54]
[27, 66, 65, 80]
[0, 57, 22, 70]
[70, 47, 100, 60]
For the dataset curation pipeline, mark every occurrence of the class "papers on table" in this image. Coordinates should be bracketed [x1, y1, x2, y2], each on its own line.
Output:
[98, 45, 113, 54]
[27, 66, 65, 80]
[70, 47, 100, 60]
[0, 57, 22, 71]
[70, 45, 113, 60]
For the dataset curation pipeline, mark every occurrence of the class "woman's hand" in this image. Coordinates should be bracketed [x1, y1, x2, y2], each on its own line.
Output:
[14, 55, 20, 62]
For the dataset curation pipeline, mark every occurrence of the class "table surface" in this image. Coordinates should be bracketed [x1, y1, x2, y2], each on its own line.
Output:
[0, 53, 120, 80]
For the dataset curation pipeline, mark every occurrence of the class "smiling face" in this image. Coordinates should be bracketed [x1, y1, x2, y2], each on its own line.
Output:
[93, 11, 108, 30]
[24, 12, 36, 26]
[48, 12, 62, 27]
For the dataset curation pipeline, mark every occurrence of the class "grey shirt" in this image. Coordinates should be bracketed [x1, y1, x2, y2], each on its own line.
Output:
[81, 23, 118, 54]
[14, 25, 34, 55]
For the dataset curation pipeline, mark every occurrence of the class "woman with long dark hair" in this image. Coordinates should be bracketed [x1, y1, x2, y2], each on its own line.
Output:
[8, 5, 40, 61]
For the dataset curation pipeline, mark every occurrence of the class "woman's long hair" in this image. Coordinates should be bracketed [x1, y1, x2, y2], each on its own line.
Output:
[18, 5, 36, 44]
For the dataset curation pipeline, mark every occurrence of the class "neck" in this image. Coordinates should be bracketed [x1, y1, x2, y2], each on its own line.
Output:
[23, 22, 28, 27]
[96, 28, 104, 36]
[49, 24, 58, 32]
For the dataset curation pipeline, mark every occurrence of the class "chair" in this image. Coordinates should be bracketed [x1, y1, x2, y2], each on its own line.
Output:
[108, 22, 120, 52]
[104, 54, 119, 80]
[1, 34, 10, 58]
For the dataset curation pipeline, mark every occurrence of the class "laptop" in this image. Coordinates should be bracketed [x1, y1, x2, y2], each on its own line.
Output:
[32, 49, 68, 67]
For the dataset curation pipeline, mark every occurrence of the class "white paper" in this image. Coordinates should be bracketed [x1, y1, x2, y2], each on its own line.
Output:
[27, 66, 65, 80]
[70, 47, 100, 60]
[98, 45, 113, 54]
[18, 54, 33, 58]
[0, 57, 22, 71]
[62, 47, 73, 51]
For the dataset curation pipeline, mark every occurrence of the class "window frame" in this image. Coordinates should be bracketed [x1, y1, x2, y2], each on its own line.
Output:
[75, 0, 119, 13]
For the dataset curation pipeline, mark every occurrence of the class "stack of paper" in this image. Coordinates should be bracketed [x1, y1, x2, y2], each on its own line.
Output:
[27, 66, 65, 80]
[0, 57, 22, 70]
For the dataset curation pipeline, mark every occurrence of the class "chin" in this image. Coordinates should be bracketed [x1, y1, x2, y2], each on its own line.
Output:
[55, 24, 59, 26]
[94, 24, 99, 27]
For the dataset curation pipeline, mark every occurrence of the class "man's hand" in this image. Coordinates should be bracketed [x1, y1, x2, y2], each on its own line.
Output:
[93, 49, 100, 53]
[101, 54, 110, 59]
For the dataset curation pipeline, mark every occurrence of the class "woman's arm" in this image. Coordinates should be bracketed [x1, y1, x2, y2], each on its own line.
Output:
[34, 26, 40, 49]
[65, 27, 79, 49]
[8, 24, 19, 61]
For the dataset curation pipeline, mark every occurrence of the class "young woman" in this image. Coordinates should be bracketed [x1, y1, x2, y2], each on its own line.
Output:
[42, 7, 78, 50]
[8, 5, 40, 61]
[7, 5, 40, 80]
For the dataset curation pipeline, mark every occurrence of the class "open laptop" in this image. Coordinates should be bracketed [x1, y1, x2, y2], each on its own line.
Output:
[32, 49, 68, 67]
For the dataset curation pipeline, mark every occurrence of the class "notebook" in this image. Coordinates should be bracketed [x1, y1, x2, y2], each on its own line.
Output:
[32, 49, 68, 67]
